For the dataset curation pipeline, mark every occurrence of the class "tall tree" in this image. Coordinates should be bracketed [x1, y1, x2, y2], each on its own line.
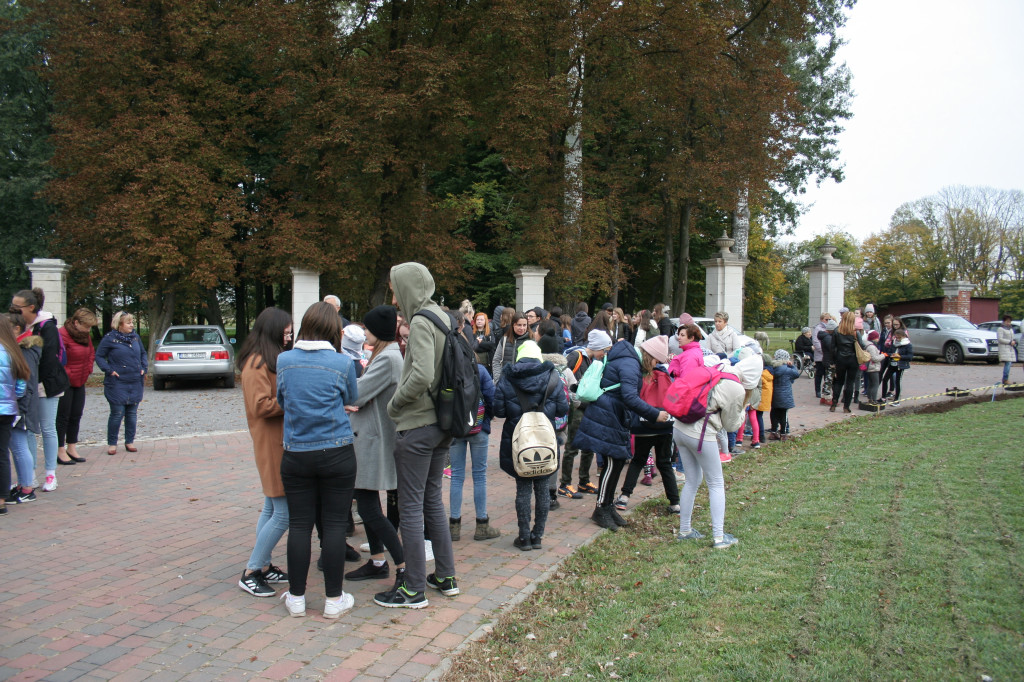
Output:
[0, 0, 52, 290]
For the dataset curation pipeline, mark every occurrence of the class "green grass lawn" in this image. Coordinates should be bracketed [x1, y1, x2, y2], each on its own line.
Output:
[444, 398, 1024, 681]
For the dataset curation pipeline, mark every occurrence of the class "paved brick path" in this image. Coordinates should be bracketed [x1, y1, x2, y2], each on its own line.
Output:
[1, 362, 1009, 681]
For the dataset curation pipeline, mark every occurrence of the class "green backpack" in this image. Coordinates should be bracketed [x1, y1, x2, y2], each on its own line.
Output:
[575, 357, 620, 403]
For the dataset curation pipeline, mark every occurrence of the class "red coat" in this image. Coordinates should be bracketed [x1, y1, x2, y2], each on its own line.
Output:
[60, 326, 96, 388]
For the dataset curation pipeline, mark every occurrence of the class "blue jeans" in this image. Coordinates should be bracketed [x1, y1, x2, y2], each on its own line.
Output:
[9, 428, 37, 488]
[448, 430, 490, 521]
[1003, 361, 1012, 383]
[39, 395, 59, 471]
[246, 496, 289, 572]
[107, 402, 139, 446]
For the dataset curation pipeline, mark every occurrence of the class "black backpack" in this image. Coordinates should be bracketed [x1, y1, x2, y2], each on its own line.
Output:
[414, 309, 483, 438]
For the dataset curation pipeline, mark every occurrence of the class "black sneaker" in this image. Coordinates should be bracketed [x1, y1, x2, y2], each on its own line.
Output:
[238, 570, 275, 597]
[548, 495, 560, 510]
[262, 564, 288, 583]
[346, 544, 361, 561]
[426, 573, 460, 596]
[374, 580, 428, 609]
[530, 534, 542, 550]
[6, 487, 17, 504]
[346, 560, 389, 581]
[15, 489, 36, 503]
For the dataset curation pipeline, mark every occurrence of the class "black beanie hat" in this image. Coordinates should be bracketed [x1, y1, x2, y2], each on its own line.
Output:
[363, 305, 397, 342]
[537, 334, 561, 354]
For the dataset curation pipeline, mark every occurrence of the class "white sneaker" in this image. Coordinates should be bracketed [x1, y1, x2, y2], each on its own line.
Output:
[42, 475, 57, 492]
[359, 542, 371, 553]
[281, 591, 306, 617]
[323, 592, 354, 619]
[674, 470, 685, 483]
[424, 540, 434, 562]
[352, 510, 363, 525]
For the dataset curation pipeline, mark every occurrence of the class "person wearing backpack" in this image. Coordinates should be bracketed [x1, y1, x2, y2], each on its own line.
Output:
[493, 341, 569, 551]
[674, 362, 746, 549]
[557, 330, 611, 499]
[10, 289, 70, 493]
[378, 262, 461, 609]
[615, 336, 679, 514]
[574, 339, 670, 531]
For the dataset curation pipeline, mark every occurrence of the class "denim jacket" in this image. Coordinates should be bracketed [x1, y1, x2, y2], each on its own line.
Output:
[276, 341, 359, 451]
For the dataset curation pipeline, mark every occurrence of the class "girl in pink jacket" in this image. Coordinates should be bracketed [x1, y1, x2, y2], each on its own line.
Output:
[669, 324, 706, 379]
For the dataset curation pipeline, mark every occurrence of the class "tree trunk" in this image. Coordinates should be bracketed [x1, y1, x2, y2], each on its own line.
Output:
[662, 191, 676, 304]
[204, 288, 224, 328]
[234, 280, 248, 341]
[732, 186, 750, 259]
[607, 201, 620, 308]
[145, 276, 177, 362]
[675, 201, 693, 312]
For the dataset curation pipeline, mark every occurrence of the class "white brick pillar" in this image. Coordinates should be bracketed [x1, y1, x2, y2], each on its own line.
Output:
[290, 267, 321, 334]
[803, 243, 853, 328]
[514, 266, 549, 314]
[701, 232, 749, 332]
[25, 258, 71, 324]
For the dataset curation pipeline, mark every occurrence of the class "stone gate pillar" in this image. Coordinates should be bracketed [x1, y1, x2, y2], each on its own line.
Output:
[701, 232, 749, 332]
[803, 243, 853, 328]
[514, 266, 549, 314]
[26, 258, 70, 324]
[290, 267, 321, 334]
[940, 280, 974, 319]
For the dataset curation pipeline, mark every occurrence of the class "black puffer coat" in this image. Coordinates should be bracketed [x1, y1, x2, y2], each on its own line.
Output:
[572, 340, 660, 460]
[493, 359, 569, 478]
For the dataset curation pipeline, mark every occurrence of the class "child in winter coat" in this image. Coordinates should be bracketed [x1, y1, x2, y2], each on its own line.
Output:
[6, 314, 40, 503]
[757, 356, 773, 445]
[768, 349, 799, 439]
[493, 341, 569, 551]
[881, 331, 912, 405]
[864, 330, 885, 405]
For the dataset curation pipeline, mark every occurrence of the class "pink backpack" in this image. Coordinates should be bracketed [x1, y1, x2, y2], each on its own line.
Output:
[663, 365, 740, 447]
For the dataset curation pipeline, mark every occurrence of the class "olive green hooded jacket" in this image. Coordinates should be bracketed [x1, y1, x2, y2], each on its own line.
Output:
[386, 262, 451, 431]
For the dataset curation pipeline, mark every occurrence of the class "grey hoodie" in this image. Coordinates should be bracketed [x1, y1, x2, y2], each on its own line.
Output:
[386, 262, 451, 431]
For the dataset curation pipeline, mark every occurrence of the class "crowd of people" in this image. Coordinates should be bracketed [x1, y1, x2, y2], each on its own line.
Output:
[3, 287, 148, 516]
[8, 274, 1020, 619]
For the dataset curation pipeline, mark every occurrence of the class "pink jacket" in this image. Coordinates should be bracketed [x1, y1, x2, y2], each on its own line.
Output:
[669, 341, 704, 378]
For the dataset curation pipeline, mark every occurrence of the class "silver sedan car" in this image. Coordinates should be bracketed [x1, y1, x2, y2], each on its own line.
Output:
[151, 325, 236, 390]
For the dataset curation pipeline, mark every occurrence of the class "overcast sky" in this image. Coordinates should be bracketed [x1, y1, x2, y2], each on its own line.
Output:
[790, 0, 1024, 244]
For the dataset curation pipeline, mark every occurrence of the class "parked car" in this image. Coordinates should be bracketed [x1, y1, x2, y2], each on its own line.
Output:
[976, 320, 1022, 361]
[670, 316, 716, 338]
[899, 314, 998, 364]
[151, 325, 236, 389]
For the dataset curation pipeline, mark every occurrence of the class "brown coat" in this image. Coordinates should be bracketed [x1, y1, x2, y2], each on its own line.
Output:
[241, 356, 285, 498]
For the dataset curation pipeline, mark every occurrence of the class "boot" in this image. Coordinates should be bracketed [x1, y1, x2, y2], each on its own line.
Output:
[474, 517, 501, 541]
[449, 517, 461, 542]
[607, 506, 628, 527]
[590, 505, 619, 532]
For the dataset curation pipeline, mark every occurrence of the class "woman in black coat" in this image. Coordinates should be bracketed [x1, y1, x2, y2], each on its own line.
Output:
[493, 341, 569, 551]
[572, 339, 669, 531]
[830, 311, 863, 413]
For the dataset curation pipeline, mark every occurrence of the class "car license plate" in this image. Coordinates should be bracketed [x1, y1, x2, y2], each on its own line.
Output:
[178, 352, 206, 359]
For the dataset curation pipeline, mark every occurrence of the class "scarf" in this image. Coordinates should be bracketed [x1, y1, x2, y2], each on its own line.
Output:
[64, 319, 91, 345]
[112, 330, 136, 346]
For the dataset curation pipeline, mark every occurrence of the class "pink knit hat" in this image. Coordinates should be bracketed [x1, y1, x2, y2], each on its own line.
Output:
[677, 313, 695, 327]
[640, 335, 669, 363]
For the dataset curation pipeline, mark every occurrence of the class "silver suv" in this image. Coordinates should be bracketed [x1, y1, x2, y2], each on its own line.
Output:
[899, 313, 997, 364]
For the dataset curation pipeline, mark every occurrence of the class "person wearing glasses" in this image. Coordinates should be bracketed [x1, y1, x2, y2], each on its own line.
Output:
[9, 289, 69, 492]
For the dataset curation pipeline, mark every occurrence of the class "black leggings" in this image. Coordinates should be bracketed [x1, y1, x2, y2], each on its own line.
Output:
[881, 366, 904, 400]
[621, 434, 678, 504]
[353, 488, 404, 565]
[832, 362, 859, 409]
[281, 445, 356, 598]
[596, 457, 627, 507]
[56, 385, 87, 447]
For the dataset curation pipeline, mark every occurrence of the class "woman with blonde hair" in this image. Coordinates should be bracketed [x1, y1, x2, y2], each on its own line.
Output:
[829, 311, 863, 413]
[95, 311, 147, 455]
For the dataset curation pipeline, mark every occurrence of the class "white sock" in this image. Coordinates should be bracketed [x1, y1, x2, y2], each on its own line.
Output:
[46, 469, 55, 478]
[372, 559, 386, 567]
